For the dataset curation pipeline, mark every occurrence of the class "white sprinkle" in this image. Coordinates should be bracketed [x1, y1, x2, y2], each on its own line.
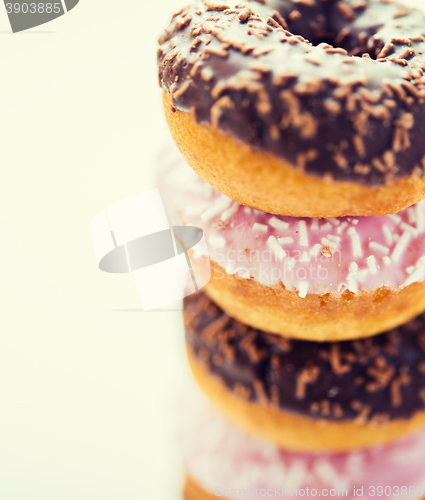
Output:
[329, 218, 341, 226]
[357, 269, 368, 283]
[382, 225, 393, 246]
[235, 268, 249, 279]
[347, 277, 359, 294]
[408, 206, 417, 224]
[321, 238, 334, 247]
[253, 209, 262, 215]
[407, 266, 415, 274]
[269, 216, 289, 230]
[313, 460, 350, 490]
[346, 453, 364, 478]
[347, 227, 362, 258]
[244, 207, 252, 214]
[366, 255, 378, 274]
[400, 222, 419, 237]
[414, 255, 425, 271]
[286, 258, 296, 270]
[311, 218, 319, 231]
[383, 256, 391, 265]
[300, 251, 310, 263]
[391, 231, 411, 262]
[388, 213, 401, 224]
[404, 266, 425, 287]
[336, 221, 348, 234]
[404, 256, 425, 287]
[320, 222, 332, 231]
[225, 262, 236, 274]
[369, 241, 389, 254]
[349, 262, 358, 274]
[201, 198, 231, 223]
[208, 235, 226, 248]
[221, 202, 238, 222]
[298, 220, 308, 247]
[267, 235, 286, 260]
[347, 262, 367, 285]
[416, 202, 425, 232]
[311, 243, 322, 257]
[393, 233, 400, 242]
[352, 219, 359, 225]
[327, 234, 341, 243]
[285, 460, 308, 488]
[347, 262, 364, 291]
[298, 281, 309, 298]
[253, 223, 268, 232]
[278, 236, 294, 245]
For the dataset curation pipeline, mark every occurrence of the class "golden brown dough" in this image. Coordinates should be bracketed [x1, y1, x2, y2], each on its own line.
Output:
[164, 92, 425, 218]
[188, 349, 425, 453]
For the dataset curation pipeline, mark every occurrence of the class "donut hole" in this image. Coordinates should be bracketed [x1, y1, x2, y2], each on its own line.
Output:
[283, 4, 386, 60]
[336, 30, 388, 60]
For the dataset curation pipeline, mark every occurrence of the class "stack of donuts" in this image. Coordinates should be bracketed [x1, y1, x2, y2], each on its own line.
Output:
[157, 0, 425, 497]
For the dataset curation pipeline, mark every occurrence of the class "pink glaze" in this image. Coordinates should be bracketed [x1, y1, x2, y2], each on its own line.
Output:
[158, 142, 425, 297]
[177, 382, 425, 499]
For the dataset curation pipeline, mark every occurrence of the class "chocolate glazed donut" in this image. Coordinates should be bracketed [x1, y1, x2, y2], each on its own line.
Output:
[158, 0, 425, 218]
[184, 291, 425, 452]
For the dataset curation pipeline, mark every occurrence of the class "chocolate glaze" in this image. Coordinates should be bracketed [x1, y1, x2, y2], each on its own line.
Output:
[184, 291, 425, 423]
[158, 0, 425, 186]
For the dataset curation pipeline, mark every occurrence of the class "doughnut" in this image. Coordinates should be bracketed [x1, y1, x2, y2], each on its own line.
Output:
[177, 381, 425, 499]
[158, 143, 425, 342]
[158, 0, 425, 218]
[183, 291, 425, 452]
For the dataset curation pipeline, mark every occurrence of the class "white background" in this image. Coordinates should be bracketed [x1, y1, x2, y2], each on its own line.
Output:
[0, 0, 190, 498]
[1, 0, 425, 499]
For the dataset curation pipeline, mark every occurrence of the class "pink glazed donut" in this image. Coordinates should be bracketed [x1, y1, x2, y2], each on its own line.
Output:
[178, 382, 425, 500]
[158, 141, 425, 342]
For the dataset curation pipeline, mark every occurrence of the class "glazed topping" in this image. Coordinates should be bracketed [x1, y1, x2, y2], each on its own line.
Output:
[184, 291, 425, 422]
[158, 0, 425, 185]
[158, 145, 425, 296]
[178, 382, 425, 491]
